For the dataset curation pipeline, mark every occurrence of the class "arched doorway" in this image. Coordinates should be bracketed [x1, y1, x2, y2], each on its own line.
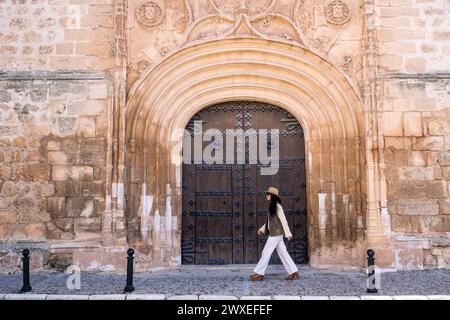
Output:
[124, 38, 368, 270]
[181, 101, 308, 265]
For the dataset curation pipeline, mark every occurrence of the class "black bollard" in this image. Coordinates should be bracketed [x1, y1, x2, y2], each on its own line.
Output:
[20, 249, 32, 293]
[124, 248, 135, 293]
[367, 249, 378, 293]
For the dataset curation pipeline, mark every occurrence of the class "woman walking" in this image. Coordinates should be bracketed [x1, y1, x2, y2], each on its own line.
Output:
[249, 187, 299, 281]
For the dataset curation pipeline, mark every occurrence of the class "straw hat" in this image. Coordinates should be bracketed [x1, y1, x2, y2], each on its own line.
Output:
[265, 187, 279, 197]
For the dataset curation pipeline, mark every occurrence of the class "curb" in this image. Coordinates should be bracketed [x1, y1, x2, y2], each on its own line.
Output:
[1, 294, 449, 300]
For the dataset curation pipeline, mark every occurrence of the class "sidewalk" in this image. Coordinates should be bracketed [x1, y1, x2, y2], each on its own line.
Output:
[1, 265, 449, 300]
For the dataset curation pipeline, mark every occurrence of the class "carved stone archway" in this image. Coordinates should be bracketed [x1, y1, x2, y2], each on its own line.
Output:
[125, 37, 368, 270]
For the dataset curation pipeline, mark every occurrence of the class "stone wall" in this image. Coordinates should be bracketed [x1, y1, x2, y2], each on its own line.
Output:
[0, 0, 114, 272]
[0, 0, 449, 273]
[0, 0, 114, 71]
[377, 0, 450, 269]
[0, 75, 111, 272]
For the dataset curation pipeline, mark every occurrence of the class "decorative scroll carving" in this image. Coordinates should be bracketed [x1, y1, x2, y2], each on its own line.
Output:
[210, 0, 275, 17]
[186, 0, 303, 43]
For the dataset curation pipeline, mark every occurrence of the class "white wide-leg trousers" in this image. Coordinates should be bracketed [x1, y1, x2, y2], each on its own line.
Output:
[254, 235, 298, 275]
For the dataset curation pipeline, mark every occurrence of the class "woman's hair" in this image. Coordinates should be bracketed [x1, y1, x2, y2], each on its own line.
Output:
[268, 194, 282, 216]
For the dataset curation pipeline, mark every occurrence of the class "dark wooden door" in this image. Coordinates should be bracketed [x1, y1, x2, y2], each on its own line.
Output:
[182, 101, 308, 265]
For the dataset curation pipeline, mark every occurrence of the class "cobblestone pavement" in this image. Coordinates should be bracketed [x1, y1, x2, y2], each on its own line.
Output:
[0, 265, 449, 297]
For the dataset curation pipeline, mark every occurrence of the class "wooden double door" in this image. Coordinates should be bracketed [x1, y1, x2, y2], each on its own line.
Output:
[181, 101, 308, 265]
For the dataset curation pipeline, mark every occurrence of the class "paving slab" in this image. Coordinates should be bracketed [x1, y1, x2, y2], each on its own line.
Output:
[0, 266, 448, 297]
[167, 295, 199, 300]
[301, 296, 330, 300]
[89, 294, 127, 300]
[46, 295, 89, 300]
[392, 295, 429, 300]
[360, 295, 393, 300]
[272, 295, 301, 300]
[199, 295, 239, 300]
[126, 294, 166, 300]
[5, 294, 47, 300]
[240, 296, 272, 300]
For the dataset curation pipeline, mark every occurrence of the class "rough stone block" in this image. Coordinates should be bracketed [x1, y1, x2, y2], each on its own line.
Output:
[398, 166, 434, 180]
[48, 151, 74, 165]
[54, 218, 74, 232]
[65, 197, 87, 218]
[399, 199, 439, 215]
[420, 216, 450, 233]
[77, 217, 101, 232]
[408, 151, 437, 166]
[25, 223, 46, 239]
[438, 199, 450, 214]
[16, 164, 49, 181]
[88, 83, 109, 100]
[412, 137, 444, 151]
[52, 166, 93, 181]
[1, 181, 20, 197]
[54, 180, 82, 197]
[437, 152, 450, 167]
[442, 167, 450, 180]
[47, 197, 66, 217]
[385, 149, 408, 166]
[13, 197, 37, 211]
[71, 100, 107, 115]
[0, 210, 17, 224]
[78, 117, 96, 138]
[382, 112, 403, 136]
[403, 112, 422, 136]
[391, 215, 421, 233]
[0, 197, 13, 210]
[81, 181, 104, 197]
[47, 140, 62, 151]
[49, 82, 86, 99]
[428, 119, 448, 136]
[79, 139, 105, 165]
[301, 296, 330, 300]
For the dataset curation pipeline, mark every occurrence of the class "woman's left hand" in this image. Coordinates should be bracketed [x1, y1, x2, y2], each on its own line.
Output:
[287, 236, 293, 242]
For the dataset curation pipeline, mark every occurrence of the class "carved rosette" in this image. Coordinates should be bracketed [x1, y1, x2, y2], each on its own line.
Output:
[325, 0, 351, 25]
[136, 0, 165, 28]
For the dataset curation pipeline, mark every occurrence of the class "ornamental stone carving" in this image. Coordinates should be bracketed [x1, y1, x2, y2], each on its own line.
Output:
[136, 1, 165, 28]
[325, 0, 351, 25]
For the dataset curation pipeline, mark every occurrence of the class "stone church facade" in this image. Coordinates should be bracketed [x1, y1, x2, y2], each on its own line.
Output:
[0, 0, 449, 273]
